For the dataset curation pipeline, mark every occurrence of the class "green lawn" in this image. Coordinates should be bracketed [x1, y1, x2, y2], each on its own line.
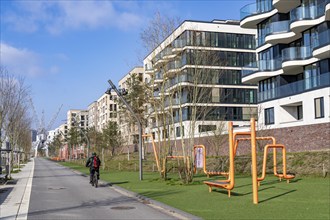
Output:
[61, 161, 330, 220]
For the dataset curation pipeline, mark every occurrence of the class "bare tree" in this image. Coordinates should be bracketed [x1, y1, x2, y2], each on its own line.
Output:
[0, 66, 31, 177]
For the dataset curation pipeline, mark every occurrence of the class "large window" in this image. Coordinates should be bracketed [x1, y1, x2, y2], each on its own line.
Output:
[198, 125, 216, 133]
[264, 107, 274, 125]
[314, 97, 324, 118]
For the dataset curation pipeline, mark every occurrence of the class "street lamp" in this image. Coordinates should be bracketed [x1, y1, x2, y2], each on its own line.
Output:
[106, 79, 143, 181]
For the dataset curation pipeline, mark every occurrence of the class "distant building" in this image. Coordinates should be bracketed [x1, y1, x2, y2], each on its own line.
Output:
[118, 66, 145, 147]
[67, 109, 89, 131]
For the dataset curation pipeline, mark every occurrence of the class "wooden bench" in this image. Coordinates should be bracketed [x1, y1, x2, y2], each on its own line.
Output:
[204, 180, 232, 197]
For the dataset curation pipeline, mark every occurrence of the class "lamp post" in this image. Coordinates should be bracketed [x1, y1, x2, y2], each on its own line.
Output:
[106, 79, 143, 181]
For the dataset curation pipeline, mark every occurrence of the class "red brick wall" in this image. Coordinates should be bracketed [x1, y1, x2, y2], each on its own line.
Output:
[139, 122, 330, 156]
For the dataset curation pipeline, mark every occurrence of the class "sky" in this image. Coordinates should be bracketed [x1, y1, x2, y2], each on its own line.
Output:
[0, 0, 253, 131]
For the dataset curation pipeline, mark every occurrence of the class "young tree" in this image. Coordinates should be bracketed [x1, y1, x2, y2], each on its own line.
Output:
[140, 11, 181, 179]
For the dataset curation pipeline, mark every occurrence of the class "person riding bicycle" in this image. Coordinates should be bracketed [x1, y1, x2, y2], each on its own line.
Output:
[85, 152, 101, 184]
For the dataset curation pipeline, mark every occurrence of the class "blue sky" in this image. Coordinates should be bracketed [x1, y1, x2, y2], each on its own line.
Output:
[0, 0, 253, 130]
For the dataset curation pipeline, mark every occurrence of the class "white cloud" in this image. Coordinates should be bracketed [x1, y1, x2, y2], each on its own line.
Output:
[4, 1, 144, 34]
[0, 42, 43, 76]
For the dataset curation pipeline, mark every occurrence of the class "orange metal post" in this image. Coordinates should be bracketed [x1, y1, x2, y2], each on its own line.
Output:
[250, 118, 259, 204]
[142, 134, 161, 172]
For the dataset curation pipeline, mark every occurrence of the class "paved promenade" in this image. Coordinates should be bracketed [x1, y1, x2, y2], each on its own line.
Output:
[0, 158, 200, 220]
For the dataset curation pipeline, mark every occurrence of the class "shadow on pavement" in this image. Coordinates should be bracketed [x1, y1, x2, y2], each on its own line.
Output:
[27, 195, 139, 218]
[0, 186, 14, 204]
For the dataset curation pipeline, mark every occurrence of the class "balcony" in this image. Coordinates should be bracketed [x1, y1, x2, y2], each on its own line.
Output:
[162, 47, 176, 60]
[312, 29, 330, 59]
[155, 71, 164, 81]
[164, 74, 191, 90]
[164, 60, 183, 77]
[172, 38, 187, 54]
[282, 46, 315, 72]
[145, 67, 156, 75]
[273, 0, 300, 13]
[290, 0, 330, 33]
[242, 59, 281, 77]
[258, 72, 330, 102]
[264, 20, 299, 44]
[240, 0, 276, 28]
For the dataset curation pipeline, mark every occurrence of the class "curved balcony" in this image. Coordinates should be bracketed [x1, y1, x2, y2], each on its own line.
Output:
[264, 20, 299, 44]
[273, 0, 300, 13]
[240, 0, 276, 29]
[282, 46, 317, 72]
[258, 72, 330, 102]
[312, 29, 330, 59]
[290, 1, 329, 33]
[242, 59, 282, 84]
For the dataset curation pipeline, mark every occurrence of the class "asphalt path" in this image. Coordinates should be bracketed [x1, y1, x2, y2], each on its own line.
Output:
[27, 158, 179, 219]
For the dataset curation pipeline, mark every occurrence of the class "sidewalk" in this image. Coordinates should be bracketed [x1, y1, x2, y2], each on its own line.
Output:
[0, 159, 200, 220]
[0, 158, 34, 220]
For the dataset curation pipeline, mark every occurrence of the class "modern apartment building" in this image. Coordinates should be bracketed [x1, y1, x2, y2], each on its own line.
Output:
[240, 0, 330, 151]
[143, 20, 258, 143]
[95, 92, 117, 132]
[88, 101, 98, 129]
[67, 109, 89, 131]
[118, 67, 145, 147]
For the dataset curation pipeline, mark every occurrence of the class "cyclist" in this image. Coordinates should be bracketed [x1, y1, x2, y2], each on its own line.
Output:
[85, 152, 101, 184]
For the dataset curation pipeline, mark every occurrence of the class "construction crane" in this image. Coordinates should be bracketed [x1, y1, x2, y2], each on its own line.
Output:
[29, 97, 63, 157]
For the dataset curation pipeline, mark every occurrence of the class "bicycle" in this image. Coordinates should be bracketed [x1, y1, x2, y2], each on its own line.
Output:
[91, 170, 98, 188]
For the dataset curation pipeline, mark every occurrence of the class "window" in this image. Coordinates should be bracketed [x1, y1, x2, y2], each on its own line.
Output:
[264, 107, 274, 125]
[297, 105, 303, 120]
[176, 126, 184, 137]
[198, 125, 216, 133]
[314, 97, 324, 118]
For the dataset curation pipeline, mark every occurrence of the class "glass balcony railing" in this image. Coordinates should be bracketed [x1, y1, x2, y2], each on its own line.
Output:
[257, 20, 290, 47]
[240, 0, 274, 20]
[172, 38, 187, 49]
[312, 29, 330, 50]
[155, 71, 163, 80]
[258, 72, 330, 102]
[282, 46, 312, 62]
[166, 60, 182, 72]
[164, 74, 191, 89]
[266, 20, 290, 35]
[291, 0, 330, 22]
[242, 59, 281, 77]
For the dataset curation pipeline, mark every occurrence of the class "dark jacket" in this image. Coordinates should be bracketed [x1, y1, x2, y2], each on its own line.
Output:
[86, 156, 101, 169]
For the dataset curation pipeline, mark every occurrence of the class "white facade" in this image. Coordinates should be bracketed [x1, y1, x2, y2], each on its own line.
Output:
[240, 0, 330, 130]
[96, 92, 117, 132]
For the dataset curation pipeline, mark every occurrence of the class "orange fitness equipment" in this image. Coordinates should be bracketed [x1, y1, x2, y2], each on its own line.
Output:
[142, 134, 189, 174]
[193, 145, 229, 177]
[204, 118, 295, 204]
[142, 134, 161, 172]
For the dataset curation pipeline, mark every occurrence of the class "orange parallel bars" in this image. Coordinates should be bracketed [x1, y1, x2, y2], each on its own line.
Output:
[193, 145, 229, 177]
[258, 144, 295, 183]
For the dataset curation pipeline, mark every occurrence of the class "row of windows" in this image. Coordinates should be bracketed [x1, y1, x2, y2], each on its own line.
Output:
[175, 30, 256, 49]
[264, 97, 325, 125]
[181, 49, 256, 68]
